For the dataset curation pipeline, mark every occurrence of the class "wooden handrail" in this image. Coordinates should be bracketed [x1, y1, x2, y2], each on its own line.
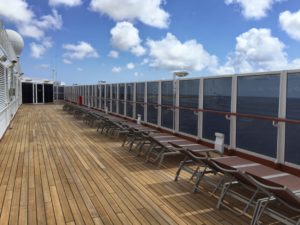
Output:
[67, 95, 300, 124]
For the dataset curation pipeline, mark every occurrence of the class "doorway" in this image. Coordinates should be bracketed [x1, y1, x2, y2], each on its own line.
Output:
[22, 82, 33, 103]
[36, 84, 44, 103]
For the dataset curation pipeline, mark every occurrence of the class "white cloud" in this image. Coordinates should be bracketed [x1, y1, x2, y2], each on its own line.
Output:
[0, 3, 62, 40]
[141, 58, 149, 65]
[127, 63, 135, 70]
[49, 0, 82, 7]
[108, 50, 119, 58]
[112, 67, 122, 73]
[18, 24, 45, 40]
[110, 22, 146, 56]
[34, 10, 62, 31]
[30, 43, 47, 59]
[90, 0, 169, 28]
[131, 45, 146, 57]
[63, 41, 99, 62]
[76, 67, 83, 71]
[225, 0, 282, 20]
[63, 59, 72, 64]
[0, 0, 34, 24]
[30, 38, 53, 58]
[146, 33, 218, 71]
[213, 28, 291, 74]
[279, 9, 300, 41]
[0, 1, 62, 56]
[287, 58, 300, 70]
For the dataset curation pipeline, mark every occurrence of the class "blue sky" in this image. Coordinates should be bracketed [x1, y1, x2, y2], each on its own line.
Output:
[1, 0, 300, 85]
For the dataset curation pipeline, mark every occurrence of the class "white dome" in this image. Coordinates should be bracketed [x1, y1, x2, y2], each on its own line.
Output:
[5, 29, 24, 56]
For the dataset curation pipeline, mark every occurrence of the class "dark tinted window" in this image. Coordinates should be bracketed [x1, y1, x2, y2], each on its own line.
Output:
[147, 82, 158, 124]
[285, 73, 300, 164]
[179, 79, 199, 135]
[119, 84, 125, 115]
[136, 83, 145, 102]
[237, 75, 280, 116]
[236, 117, 277, 158]
[22, 83, 33, 103]
[126, 83, 134, 117]
[236, 74, 280, 157]
[106, 85, 111, 111]
[161, 81, 174, 129]
[203, 78, 231, 143]
[101, 85, 105, 109]
[136, 83, 145, 120]
[112, 84, 117, 99]
[204, 77, 231, 111]
[112, 84, 117, 112]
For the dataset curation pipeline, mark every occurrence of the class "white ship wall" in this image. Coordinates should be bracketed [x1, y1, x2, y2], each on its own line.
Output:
[0, 23, 23, 139]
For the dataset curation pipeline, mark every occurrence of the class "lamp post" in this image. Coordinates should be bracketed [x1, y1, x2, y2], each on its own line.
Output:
[172, 71, 189, 132]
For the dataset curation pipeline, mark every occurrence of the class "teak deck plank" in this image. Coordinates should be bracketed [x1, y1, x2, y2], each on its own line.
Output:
[0, 104, 277, 225]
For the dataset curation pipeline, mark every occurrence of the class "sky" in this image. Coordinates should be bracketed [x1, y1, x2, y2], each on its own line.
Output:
[0, 0, 300, 85]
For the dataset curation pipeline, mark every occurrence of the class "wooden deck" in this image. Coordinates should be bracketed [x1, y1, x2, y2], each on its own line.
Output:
[0, 104, 275, 225]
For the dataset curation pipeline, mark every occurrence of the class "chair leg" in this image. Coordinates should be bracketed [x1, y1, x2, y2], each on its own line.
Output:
[193, 167, 208, 193]
[190, 166, 200, 181]
[157, 153, 166, 169]
[174, 157, 188, 181]
[216, 179, 234, 209]
[144, 144, 156, 161]
[250, 198, 270, 225]
[241, 188, 259, 215]
[211, 175, 225, 196]
[251, 199, 263, 225]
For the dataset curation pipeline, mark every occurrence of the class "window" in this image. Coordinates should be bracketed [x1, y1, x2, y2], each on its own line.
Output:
[285, 73, 300, 165]
[147, 82, 158, 124]
[126, 83, 134, 117]
[161, 81, 174, 129]
[179, 79, 199, 136]
[106, 84, 111, 111]
[119, 84, 125, 115]
[236, 74, 280, 158]
[203, 77, 231, 144]
[112, 84, 117, 113]
[101, 85, 105, 109]
[136, 83, 145, 120]
[97, 85, 100, 108]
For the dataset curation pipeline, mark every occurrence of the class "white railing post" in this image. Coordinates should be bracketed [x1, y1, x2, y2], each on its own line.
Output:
[158, 81, 162, 127]
[133, 83, 136, 119]
[230, 75, 237, 150]
[276, 71, 287, 164]
[145, 82, 148, 123]
[198, 78, 203, 139]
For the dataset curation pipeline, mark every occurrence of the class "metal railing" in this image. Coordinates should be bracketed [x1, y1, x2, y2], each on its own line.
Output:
[64, 69, 300, 168]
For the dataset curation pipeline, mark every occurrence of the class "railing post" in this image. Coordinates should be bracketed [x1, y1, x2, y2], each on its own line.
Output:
[158, 81, 162, 127]
[133, 83, 136, 119]
[276, 71, 287, 164]
[198, 78, 203, 139]
[230, 75, 237, 150]
[175, 79, 180, 132]
[124, 84, 127, 116]
[145, 82, 147, 123]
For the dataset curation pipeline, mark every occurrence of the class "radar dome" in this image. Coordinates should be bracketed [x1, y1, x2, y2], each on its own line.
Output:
[5, 29, 24, 56]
